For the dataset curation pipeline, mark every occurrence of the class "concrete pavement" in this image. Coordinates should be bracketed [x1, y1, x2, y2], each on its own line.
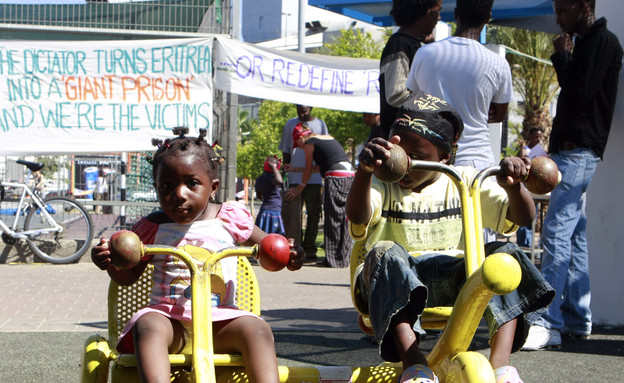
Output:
[1, 258, 623, 382]
[0, 258, 358, 333]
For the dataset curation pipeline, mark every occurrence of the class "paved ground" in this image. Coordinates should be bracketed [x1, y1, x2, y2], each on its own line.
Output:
[1, 259, 623, 382]
[1, 207, 623, 382]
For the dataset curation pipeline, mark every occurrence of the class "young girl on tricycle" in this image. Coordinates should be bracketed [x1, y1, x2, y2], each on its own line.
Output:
[91, 128, 303, 383]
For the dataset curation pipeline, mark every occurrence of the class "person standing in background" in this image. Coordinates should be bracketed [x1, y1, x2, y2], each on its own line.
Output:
[406, 0, 512, 245]
[286, 124, 354, 268]
[515, 128, 548, 249]
[363, 112, 383, 143]
[524, 128, 548, 159]
[378, 0, 442, 140]
[406, 0, 512, 171]
[523, 0, 623, 351]
[94, 167, 108, 214]
[355, 112, 383, 161]
[278, 105, 328, 262]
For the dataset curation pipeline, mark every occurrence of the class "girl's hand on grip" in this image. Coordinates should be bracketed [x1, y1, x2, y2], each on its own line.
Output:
[91, 238, 112, 271]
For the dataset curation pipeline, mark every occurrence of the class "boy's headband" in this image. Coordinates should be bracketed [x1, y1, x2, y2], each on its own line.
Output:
[390, 91, 464, 155]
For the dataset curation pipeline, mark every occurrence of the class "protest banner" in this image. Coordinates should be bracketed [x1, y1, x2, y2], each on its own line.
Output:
[213, 36, 380, 113]
[0, 37, 213, 155]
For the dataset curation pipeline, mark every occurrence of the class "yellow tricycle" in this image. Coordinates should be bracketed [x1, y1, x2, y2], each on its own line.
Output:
[80, 156, 558, 383]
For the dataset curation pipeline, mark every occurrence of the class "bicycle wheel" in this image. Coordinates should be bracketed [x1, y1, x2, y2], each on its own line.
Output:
[24, 196, 94, 264]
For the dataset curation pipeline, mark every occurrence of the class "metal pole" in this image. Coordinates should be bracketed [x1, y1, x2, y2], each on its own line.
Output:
[231, 0, 241, 40]
[220, 0, 242, 202]
[120, 152, 127, 228]
[227, 93, 238, 202]
[298, 0, 306, 53]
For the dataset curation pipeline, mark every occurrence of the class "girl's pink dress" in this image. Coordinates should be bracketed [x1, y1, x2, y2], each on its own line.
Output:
[117, 202, 260, 353]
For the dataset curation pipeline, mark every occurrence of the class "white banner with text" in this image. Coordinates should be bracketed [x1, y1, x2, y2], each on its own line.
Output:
[0, 37, 213, 155]
[213, 36, 380, 114]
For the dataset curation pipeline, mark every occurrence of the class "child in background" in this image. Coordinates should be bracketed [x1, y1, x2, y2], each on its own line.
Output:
[255, 156, 285, 235]
[94, 168, 108, 214]
[92, 128, 303, 383]
[347, 92, 554, 383]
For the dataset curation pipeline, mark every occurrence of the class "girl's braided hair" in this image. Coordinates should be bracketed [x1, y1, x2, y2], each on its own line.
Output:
[149, 127, 224, 181]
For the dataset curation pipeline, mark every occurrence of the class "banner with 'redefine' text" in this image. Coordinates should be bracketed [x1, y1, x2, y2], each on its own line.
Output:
[214, 36, 380, 113]
[0, 37, 213, 155]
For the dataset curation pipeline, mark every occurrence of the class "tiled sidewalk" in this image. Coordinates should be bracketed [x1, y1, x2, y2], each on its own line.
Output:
[0, 261, 357, 333]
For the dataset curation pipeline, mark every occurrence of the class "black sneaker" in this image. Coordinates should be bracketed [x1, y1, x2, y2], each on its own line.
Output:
[304, 253, 318, 263]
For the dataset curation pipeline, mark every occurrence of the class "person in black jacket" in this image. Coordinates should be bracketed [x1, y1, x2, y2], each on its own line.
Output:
[523, 0, 623, 351]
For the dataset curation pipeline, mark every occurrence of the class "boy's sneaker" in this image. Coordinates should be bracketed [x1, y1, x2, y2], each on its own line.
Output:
[399, 364, 439, 383]
[494, 366, 524, 383]
[521, 325, 562, 351]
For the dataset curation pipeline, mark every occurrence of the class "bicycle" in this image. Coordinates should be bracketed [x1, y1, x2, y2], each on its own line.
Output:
[0, 160, 94, 264]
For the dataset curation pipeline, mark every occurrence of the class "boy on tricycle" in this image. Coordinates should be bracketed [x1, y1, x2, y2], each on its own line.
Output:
[347, 92, 555, 383]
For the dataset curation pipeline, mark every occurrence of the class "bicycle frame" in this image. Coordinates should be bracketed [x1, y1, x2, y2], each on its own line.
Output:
[408, 161, 515, 378]
[0, 172, 63, 240]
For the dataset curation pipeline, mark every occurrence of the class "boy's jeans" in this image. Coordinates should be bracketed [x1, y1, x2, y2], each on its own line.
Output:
[360, 241, 554, 362]
[536, 148, 599, 336]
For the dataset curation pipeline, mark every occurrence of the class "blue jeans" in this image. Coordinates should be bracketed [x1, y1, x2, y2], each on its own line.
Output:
[516, 225, 532, 248]
[359, 241, 554, 362]
[535, 148, 599, 335]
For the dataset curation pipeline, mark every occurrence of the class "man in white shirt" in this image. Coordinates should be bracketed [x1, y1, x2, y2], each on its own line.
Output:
[406, 0, 512, 170]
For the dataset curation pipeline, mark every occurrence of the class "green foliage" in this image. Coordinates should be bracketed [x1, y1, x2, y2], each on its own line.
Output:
[315, 28, 383, 59]
[489, 26, 559, 115]
[35, 156, 62, 179]
[238, 108, 259, 145]
[382, 27, 394, 42]
[236, 102, 289, 180]
[488, 25, 559, 153]
[501, 122, 524, 158]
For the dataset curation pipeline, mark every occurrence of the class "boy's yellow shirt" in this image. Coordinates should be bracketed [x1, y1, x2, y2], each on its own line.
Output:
[349, 166, 517, 255]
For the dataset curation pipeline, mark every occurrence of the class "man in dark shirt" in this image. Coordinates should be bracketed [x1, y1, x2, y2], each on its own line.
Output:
[523, 0, 623, 351]
[378, 0, 441, 139]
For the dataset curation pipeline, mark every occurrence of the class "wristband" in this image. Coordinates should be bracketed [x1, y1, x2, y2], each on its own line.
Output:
[298, 183, 307, 188]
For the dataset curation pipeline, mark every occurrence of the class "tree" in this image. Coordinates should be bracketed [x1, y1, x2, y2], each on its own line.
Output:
[316, 28, 383, 59]
[236, 105, 281, 181]
[35, 156, 61, 179]
[489, 26, 559, 150]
